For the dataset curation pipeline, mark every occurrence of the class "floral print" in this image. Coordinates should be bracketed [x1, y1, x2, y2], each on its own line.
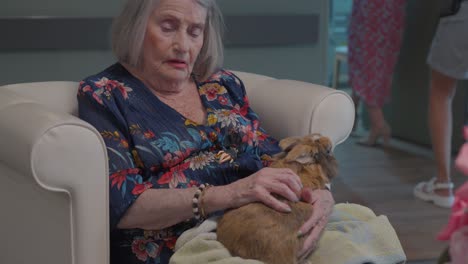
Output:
[213, 108, 240, 128]
[132, 237, 159, 261]
[157, 162, 190, 188]
[188, 151, 217, 170]
[348, 0, 406, 107]
[198, 83, 227, 101]
[78, 63, 281, 264]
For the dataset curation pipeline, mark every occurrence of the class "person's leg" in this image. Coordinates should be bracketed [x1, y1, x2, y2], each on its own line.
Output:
[428, 68, 457, 196]
[368, 105, 387, 129]
[358, 104, 391, 146]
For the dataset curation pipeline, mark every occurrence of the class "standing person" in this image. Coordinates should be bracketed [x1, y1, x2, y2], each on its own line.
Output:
[348, 0, 407, 146]
[78, 0, 335, 263]
[414, 1, 468, 208]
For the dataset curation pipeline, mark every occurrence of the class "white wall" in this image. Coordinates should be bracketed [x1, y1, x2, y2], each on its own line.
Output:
[1, 0, 329, 85]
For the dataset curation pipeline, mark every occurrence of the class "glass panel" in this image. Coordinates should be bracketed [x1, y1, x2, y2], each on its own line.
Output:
[328, 0, 352, 89]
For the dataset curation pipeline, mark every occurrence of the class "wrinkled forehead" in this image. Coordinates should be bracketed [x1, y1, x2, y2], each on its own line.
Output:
[152, 0, 208, 20]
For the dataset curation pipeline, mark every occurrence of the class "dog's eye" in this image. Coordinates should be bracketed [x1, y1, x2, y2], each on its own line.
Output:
[325, 145, 332, 155]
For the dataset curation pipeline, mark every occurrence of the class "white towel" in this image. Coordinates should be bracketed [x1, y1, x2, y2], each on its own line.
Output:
[170, 203, 406, 264]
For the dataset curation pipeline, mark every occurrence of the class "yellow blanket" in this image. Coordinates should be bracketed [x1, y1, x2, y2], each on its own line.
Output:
[170, 203, 406, 264]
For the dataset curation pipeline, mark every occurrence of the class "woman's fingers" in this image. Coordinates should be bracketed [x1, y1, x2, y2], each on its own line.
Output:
[298, 216, 327, 258]
[256, 187, 292, 212]
[298, 190, 322, 234]
[230, 167, 303, 211]
[296, 189, 335, 259]
[298, 214, 319, 237]
[265, 181, 299, 202]
[261, 168, 303, 195]
[300, 188, 317, 203]
[275, 168, 303, 193]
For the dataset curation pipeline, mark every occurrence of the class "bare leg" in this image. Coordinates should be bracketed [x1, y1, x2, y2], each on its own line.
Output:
[428, 69, 457, 196]
[358, 104, 391, 146]
[367, 106, 386, 131]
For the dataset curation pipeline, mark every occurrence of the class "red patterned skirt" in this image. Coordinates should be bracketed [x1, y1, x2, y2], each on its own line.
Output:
[348, 0, 406, 107]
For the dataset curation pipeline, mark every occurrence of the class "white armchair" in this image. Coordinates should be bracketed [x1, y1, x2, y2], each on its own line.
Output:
[0, 71, 354, 264]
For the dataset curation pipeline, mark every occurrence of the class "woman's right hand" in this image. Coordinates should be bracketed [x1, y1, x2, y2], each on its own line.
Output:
[226, 167, 303, 212]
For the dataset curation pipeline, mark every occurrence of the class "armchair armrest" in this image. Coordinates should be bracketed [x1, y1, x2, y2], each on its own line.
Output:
[234, 71, 355, 148]
[0, 88, 109, 264]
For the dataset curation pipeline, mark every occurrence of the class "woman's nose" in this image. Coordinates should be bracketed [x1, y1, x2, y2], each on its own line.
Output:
[173, 31, 189, 53]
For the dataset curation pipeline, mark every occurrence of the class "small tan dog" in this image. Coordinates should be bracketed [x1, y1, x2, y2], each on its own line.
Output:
[217, 134, 338, 264]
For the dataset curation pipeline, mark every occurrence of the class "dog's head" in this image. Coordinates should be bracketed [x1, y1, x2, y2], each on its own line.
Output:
[273, 134, 338, 188]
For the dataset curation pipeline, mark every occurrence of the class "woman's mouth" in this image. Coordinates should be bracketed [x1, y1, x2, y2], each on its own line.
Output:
[166, 59, 187, 69]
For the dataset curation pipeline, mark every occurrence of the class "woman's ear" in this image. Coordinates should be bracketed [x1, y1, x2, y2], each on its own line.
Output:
[278, 137, 301, 152]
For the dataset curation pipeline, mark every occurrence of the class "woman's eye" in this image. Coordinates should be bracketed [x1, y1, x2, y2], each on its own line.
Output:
[161, 22, 175, 32]
[189, 27, 203, 37]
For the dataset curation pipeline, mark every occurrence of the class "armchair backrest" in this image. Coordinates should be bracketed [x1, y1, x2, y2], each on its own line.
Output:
[1, 81, 80, 115]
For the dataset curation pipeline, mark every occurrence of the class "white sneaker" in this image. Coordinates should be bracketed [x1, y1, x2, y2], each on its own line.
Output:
[413, 178, 454, 208]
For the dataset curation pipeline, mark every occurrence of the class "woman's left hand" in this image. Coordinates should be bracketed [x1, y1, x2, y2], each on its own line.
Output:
[297, 188, 335, 261]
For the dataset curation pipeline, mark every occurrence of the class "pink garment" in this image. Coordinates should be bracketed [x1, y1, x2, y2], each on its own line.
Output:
[455, 127, 468, 175]
[437, 183, 468, 240]
[449, 227, 468, 264]
[438, 127, 468, 243]
[348, 0, 406, 107]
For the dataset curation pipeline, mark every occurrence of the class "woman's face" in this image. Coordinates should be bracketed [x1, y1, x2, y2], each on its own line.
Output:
[142, 0, 207, 83]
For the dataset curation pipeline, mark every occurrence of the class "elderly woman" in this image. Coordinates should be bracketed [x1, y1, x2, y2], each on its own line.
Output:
[78, 0, 334, 263]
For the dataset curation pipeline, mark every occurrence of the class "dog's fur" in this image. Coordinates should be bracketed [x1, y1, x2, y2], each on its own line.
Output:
[216, 134, 338, 264]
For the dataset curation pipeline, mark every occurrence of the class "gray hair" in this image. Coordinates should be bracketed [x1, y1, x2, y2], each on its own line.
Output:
[111, 0, 224, 81]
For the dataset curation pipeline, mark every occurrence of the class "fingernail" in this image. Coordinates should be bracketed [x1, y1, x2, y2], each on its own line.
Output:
[285, 206, 292, 212]
[297, 230, 304, 237]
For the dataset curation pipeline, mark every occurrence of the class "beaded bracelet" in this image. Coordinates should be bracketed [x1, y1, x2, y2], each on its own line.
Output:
[192, 184, 211, 221]
[199, 184, 212, 219]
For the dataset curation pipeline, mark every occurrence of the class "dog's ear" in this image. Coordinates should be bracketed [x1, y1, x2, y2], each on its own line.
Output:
[278, 137, 301, 152]
[292, 154, 315, 164]
[284, 145, 316, 164]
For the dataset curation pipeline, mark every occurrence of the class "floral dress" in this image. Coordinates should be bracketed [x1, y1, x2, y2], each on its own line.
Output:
[348, 0, 406, 107]
[77, 63, 281, 264]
